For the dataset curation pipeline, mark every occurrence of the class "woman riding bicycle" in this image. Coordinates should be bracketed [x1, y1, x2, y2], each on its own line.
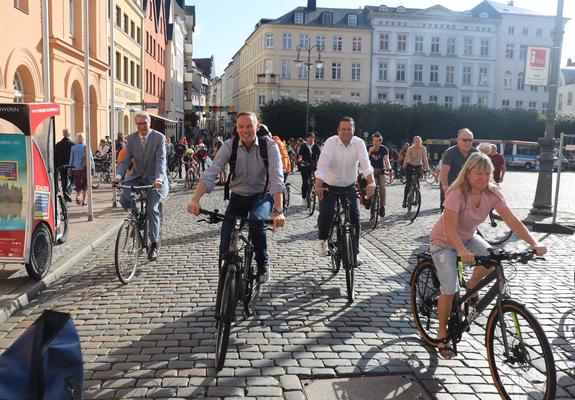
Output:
[429, 152, 546, 359]
[402, 136, 429, 208]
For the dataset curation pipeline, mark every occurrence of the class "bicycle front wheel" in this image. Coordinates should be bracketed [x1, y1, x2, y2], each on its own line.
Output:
[115, 220, 141, 284]
[406, 187, 421, 222]
[477, 210, 513, 245]
[343, 229, 356, 303]
[369, 190, 380, 229]
[410, 257, 442, 346]
[328, 224, 340, 275]
[486, 300, 556, 400]
[215, 263, 238, 371]
[283, 185, 290, 210]
[243, 247, 259, 317]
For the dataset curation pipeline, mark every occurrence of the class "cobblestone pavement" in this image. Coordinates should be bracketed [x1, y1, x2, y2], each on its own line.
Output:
[0, 171, 573, 399]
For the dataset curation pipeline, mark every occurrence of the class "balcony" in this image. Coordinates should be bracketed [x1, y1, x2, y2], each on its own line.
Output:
[256, 73, 279, 85]
[184, 44, 193, 57]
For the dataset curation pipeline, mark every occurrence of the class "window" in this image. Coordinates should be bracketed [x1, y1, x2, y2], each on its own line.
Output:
[115, 52, 121, 80]
[413, 94, 422, 105]
[264, 59, 273, 74]
[479, 66, 488, 86]
[397, 34, 407, 51]
[528, 101, 537, 111]
[429, 95, 438, 104]
[377, 93, 387, 103]
[378, 62, 388, 81]
[136, 65, 141, 88]
[130, 21, 135, 39]
[395, 93, 404, 103]
[478, 96, 488, 106]
[331, 91, 342, 100]
[502, 100, 510, 110]
[505, 44, 514, 59]
[298, 90, 306, 101]
[350, 91, 361, 102]
[413, 64, 423, 82]
[480, 39, 489, 56]
[445, 65, 455, 84]
[558, 94, 563, 110]
[116, 5, 121, 26]
[516, 100, 524, 109]
[265, 33, 274, 48]
[414, 36, 423, 52]
[447, 37, 456, 55]
[351, 63, 361, 81]
[294, 12, 304, 24]
[444, 96, 453, 108]
[462, 66, 472, 85]
[331, 62, 341, 80]
[522, 27, 528, 36]
[282, 33, 292, 49]
[281, 60, 291, 79]
[508, 26, 514, 35]
[258, 89, 266, 106]
[536, 28, 543, 37]
[431, 37, 440, 53]
[530, 85, 538, 92]
[322, 13, 333, 25]
[352, 37, 362, 52]
[519, 45, 528, 61]
[130, 61, 135, 86]
[379, 33, 389, 50]
[461, 96, 471, 107]
[297, 64, 308, 80]
[517, 72, 524, 90]
[333, 36, 342, 51]
[69, 0, 74, 37]
[429, 65, 439, 83]
[137, 27, 141, 44]
[123, 13, 128, 33]
[124, 56, 128, 82]
[464, 38, 473, 56]
[13, 72, 24, 103]
[504, 71, 512, 89]
[14, 0, 29, 12]
[314, 91, 324, 104]
[568, 92, 573, 106]
[316, 35, 326, 51]
[347, 14, 357, 27]
[315, 65, 324, 79]
[396, 63, 406, 81]
[542, 102, 548, 113]
[280, 90, 290, 98]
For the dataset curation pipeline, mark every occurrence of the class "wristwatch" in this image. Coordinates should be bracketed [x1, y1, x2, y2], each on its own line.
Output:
[273, 207, 284, 214]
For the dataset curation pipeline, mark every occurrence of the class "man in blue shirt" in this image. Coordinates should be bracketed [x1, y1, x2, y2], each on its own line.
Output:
[367, 132, 392, 217]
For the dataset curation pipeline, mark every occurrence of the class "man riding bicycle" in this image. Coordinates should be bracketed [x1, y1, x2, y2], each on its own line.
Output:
[367, 132, 392, 217]
[113, 111, 169, 261]
[297, 132, 321, 200]
[187, 112, 285, 284]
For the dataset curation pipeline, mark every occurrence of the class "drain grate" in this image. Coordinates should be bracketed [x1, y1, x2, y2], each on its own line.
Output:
[302, 374, 431, 400]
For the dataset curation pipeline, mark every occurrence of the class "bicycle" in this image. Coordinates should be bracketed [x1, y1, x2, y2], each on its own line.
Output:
[56, 165, 74, 197]
[411, 248, 556, 399]
[183, 159, 200, 190]
[114, 184, 164, 284]
[477, 209, 513, 245]
[424, 163, 440, 185]
[325, 187, 359, 303]
[92, 155, 112, 189]
[301, 162, 316, 216]
[405, 165, 422, 222]
[197, 209, 272, 371]
[283, 181, 291, 211]
[368, 170, 387, 229]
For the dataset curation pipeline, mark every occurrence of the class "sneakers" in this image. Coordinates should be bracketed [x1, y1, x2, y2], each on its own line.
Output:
[148, 242, 159, 261]
[317, 240, 328, 257]
[356, 256, 364, 266]
[363, 198, 371, 210]
[257, 263, 270, 284]
[379, 207, 385, 217]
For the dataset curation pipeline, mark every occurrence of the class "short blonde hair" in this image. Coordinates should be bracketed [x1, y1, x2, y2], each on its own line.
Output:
[75, 132, 85, 144]
[477, 142, 492, 154]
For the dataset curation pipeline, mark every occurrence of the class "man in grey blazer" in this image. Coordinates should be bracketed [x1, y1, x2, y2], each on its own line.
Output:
[114, 111, 168, 260]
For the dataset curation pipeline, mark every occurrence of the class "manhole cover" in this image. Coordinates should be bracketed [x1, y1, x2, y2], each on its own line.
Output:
[302, 375, 431, 400]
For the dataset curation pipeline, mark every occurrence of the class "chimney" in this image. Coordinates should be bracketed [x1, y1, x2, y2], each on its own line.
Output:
[568, 58, 574, 67]
[307, 0, 316, 12]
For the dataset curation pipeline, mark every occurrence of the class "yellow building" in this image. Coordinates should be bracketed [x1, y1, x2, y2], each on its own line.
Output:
[112, 0, 145, 136]
[0, 2, 45, 103]
[237, 5, 372, 128]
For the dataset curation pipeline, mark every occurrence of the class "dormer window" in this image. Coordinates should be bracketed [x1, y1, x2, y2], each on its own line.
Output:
[479, 11, 489, 18]
[294, 12, 304, 24]
[463, 11, 472, 17]
[322, 12, 333, 25]
[396, 6, 406, 13]
[378, 5, 388, 12]
[347, 14, 358, 27]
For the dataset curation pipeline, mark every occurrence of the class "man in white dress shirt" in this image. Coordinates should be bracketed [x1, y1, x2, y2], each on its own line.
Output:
[314, 116, 375, 263]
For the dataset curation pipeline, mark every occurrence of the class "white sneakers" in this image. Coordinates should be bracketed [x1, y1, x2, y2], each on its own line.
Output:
[317, 240, 328, 257]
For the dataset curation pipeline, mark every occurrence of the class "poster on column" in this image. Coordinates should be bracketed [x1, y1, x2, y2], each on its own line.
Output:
[0, 134, 28, 258]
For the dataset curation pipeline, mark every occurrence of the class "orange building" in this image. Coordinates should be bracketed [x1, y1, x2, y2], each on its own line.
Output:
[143, 0, 167, 117]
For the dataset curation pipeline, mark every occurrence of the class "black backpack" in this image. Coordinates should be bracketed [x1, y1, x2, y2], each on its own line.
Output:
[224, 125, 271, 201]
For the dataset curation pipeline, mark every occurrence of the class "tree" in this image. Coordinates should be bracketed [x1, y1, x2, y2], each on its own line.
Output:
[259, 98, 306, 139]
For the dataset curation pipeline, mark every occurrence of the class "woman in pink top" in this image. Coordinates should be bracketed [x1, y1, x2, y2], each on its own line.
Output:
[429, 153, 546, 359]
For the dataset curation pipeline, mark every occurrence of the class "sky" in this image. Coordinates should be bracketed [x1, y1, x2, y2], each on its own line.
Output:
[186, 0, 575, 76]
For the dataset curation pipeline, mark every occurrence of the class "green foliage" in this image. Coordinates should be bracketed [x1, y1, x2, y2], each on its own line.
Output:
[260, 99, 558, 143]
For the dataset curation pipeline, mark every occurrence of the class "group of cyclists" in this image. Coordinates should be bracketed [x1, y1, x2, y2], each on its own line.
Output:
[112, 110, 547, 368]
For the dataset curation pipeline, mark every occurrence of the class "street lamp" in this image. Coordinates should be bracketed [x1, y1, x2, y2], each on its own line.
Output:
[294, 45, 323, 136]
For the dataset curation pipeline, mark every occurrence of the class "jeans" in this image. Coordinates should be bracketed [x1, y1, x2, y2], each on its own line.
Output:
[220, 192, 273, 268]
[404, 164, 422, 203]
[317, 184, 360, 252]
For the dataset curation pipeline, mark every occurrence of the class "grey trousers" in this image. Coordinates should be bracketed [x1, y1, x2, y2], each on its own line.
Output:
[119, 180, 162, 243]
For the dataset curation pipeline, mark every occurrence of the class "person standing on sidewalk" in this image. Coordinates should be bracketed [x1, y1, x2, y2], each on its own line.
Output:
[368, 132, 392, 217]
[297, 132, 321, 200]
[113, 111, 168, 261]
[314, 116, 375, 265]
[68, 132, 94, 206]
[54, 128, 74, 202]
[438, 128, 477, 209]
[187, 112, 285, 284]
[489, 144, 506, 184]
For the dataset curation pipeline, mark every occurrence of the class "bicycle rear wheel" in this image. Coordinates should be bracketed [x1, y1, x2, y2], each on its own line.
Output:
[385, 170, 394, 184]
[369, 190, 381, 229]
[115, 220, 141, 284]
[486, 300, 556, 400]
[215, 263, 238, 371]
[343, 229, 356, 303]
[410, 257, 442, 346]
[406, 187, 421, 222]
[477, 210, 513, 245]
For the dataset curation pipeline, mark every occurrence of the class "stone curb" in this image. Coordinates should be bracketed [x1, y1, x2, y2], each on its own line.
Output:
[0, 219, 124, 325]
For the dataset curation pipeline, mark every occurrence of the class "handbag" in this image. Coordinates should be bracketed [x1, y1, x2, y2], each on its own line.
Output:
[0, 310, 83, 400]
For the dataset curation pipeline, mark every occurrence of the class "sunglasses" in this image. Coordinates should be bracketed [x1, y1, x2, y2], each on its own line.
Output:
[460, 138, 473, 142]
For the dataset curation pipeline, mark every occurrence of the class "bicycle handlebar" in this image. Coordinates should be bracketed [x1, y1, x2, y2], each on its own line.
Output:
[198, 208, 273, 225]
[116, 183, 155, 190]
[457, 249, 541, 265]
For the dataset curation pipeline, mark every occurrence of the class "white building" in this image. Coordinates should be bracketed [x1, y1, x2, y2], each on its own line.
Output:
[558, 64, 575, 115]
[165, 0, 187, 138]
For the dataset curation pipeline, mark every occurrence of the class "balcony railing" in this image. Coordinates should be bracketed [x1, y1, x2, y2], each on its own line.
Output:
[256, 73, 279, 85]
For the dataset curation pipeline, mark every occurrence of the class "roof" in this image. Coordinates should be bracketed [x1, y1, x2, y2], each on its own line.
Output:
[193, 57, 214, 79]
[562, 69, 575, 85]
[471, 0, 553, 17]
[268, 6, 371, 29]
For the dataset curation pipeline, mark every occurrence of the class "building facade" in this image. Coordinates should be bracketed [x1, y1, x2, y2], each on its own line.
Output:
[182, 4, 195, 138]
[111, 0, 144, 136]
[143, 0, 166, 117]
[164, 0, 186, 138]
[558, 66, 575, 115]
